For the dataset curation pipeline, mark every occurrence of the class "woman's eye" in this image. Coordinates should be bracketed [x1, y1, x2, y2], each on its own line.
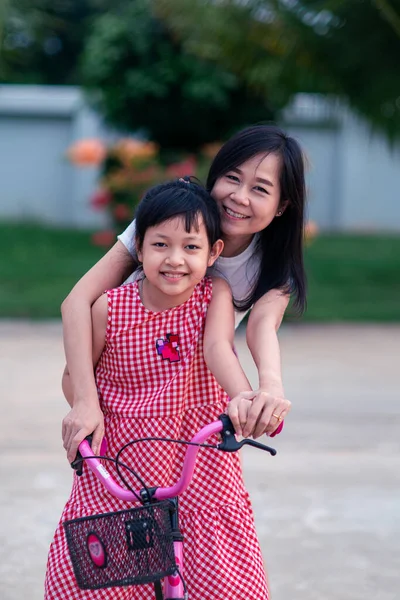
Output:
[153, 242, 166, 247]
[226, 174, 239, 182]
[186, 245, 200, 250]
[254, 185, 268, 194]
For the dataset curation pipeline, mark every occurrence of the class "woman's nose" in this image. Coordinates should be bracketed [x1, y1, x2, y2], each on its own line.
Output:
[230, 189, 250, 206]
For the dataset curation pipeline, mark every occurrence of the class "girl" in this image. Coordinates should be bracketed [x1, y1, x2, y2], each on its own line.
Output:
[46, 179, 269, 599]
[62, 124, 307, 463]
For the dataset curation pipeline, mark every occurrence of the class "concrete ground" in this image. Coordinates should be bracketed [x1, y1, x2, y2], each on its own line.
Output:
[0, 321, 399, 600]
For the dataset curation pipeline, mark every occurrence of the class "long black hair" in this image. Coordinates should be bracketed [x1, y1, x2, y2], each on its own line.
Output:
[206, 125, 307, 314]
[135, 177, 221, 251]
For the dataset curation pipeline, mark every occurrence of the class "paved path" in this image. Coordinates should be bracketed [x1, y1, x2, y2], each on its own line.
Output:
[0, 322, 399, 600]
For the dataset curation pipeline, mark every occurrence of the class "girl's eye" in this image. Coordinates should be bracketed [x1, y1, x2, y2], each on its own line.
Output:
[226, 174, 239, 182]
[153, 242, 166, 247]
[186, 245, 200, 250]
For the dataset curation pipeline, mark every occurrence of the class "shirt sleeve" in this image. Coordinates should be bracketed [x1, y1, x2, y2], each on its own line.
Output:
[117, 220, 137, 258]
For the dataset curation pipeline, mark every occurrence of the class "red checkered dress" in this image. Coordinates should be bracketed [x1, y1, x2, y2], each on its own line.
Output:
[45, 277, 269, 599]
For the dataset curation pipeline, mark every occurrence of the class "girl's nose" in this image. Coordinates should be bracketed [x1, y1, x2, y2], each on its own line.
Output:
[165, 249, 184, 266]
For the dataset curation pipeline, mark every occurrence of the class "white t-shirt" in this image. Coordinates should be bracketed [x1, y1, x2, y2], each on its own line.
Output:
[118, 221, 261, 328]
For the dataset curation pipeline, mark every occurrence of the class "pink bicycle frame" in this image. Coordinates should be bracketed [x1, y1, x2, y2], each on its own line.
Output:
[77, 419, 225, 600]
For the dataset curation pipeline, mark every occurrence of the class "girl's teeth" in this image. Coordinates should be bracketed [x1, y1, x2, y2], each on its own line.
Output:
[225, 207, 247, 219]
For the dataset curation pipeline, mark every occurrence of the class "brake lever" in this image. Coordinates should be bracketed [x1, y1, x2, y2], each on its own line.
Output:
[218, 414, 276, 456]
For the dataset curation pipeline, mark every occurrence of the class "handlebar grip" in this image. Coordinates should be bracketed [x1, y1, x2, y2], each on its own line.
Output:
[71, 435, 93, 476]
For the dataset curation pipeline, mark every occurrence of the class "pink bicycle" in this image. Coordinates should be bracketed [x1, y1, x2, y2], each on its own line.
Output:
[65, 415, 276, 600]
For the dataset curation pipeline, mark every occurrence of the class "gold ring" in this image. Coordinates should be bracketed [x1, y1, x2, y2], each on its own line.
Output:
[272, 413, 283, 422]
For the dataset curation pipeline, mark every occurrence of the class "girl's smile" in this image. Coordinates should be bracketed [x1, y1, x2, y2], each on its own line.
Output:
[137, 216, 221, 311]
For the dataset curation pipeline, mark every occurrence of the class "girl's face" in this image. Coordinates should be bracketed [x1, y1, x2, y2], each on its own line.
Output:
[211, 152, 284, 248]
[137, 216, 223, 310]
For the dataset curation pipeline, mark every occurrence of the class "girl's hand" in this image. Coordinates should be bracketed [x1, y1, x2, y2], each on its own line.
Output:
[62, 400, 104, 463]
[227, 390, 291, 439]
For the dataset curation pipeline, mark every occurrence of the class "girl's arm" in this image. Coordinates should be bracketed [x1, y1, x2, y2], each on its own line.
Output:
[203, 278, 253, 427]
[229, 289, 292, 439]
[61, 240, 137, 460]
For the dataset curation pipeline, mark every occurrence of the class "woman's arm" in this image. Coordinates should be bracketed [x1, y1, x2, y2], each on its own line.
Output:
[204, 278, 252, 409]
[229, 289, 292, 438]
[62, 292, 109, 461]
[61, 240, 137, 460]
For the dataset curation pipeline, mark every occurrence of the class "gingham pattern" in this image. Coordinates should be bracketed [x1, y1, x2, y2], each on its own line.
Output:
[45, 278, 268, 599]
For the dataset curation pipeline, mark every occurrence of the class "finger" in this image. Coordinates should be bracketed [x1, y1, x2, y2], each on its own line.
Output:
[63, 424, 75, 454]
[230, 390, 256, 403]
[67, 431, 85, 464]
[237, 402, 250, 437]
[253, 405, 275, 439]
[62, 416, 70, 450]
[62, 414, 77, 453]
[91, 425, 104, 456]
[242, 400, 263, 438]
[226, 404, 242, 437]
[265, 401, 291, 436]
[62, 418, 67, 443]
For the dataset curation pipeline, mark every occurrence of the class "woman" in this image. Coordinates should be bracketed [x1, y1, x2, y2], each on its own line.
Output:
[61, 124, 307, 463]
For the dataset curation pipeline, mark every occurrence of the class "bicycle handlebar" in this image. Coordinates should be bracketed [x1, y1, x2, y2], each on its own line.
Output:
[72, 415, 276, 503]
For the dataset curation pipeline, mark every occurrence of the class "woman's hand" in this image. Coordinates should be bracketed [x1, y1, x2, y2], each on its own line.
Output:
[62, 399, 105, 463]
[227, 389, 291, 438]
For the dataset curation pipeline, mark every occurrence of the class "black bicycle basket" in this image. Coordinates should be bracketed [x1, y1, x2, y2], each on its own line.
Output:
[63, 501, 177, 590]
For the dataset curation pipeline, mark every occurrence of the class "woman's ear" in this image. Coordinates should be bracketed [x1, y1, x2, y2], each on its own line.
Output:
[276, 200, 290, 217]
[208, 239, 224, 267]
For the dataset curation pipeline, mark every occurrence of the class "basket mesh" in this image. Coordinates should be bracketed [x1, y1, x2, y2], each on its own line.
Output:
[63, 501, 177, 590]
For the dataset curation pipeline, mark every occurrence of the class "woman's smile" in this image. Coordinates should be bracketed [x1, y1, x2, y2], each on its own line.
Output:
[223, 205, 250, 220]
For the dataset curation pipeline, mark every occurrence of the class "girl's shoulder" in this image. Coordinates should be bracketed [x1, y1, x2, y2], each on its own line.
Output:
[189, 276, 213, 306]
[104, 281, 142, 336]
[105, 281, 139, 309]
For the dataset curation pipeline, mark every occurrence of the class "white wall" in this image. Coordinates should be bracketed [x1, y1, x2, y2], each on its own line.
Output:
[0, 85, 108, 228]
[283, 94, 400, 232]
[0, 86, 399, 231]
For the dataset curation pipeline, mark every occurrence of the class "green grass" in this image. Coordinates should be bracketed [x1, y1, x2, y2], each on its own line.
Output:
[1, 224, 399, 320]
[303, 234, 400, 321]
[0, 224, 105, 318]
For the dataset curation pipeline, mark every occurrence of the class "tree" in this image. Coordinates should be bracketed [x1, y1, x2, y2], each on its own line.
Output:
[81, 0, 274, 152]
[0, 0, 113, 84]
[155, 0, 400, 141]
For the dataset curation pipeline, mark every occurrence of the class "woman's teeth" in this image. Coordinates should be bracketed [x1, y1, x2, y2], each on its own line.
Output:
[225, 206, 248, 219]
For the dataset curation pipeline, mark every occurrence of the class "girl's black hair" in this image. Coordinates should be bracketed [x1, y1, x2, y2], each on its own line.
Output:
[135, 177, 221, 251]
[206, 124, 307, 314]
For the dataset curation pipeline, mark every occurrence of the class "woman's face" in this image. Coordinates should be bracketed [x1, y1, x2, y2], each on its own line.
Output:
[211, 152, 283, 243]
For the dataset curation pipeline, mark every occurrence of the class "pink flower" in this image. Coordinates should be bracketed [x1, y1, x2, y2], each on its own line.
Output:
[166, 156, 197, 178]
[90, 189, 112, 210]
[113, 204, 132, 221]
[91, 230, 115, 247]
[67, 139, 106, 166]
[304, 220, 319, 242]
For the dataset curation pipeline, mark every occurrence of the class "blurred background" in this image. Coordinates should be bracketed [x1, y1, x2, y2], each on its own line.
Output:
[0, 0, 399, 319]
[0, 2, 399, 600]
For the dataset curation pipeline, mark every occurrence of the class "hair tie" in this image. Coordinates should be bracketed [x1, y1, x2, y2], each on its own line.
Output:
[179, 176, 191, 184]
